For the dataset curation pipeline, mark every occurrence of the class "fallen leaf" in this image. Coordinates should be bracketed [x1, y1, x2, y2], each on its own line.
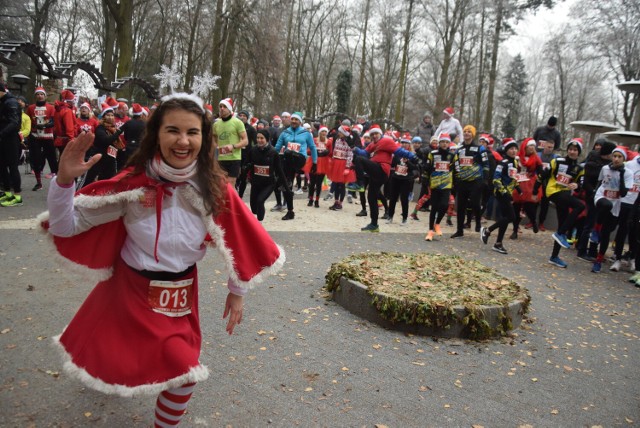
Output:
[304, 387, 313, 392]
[551, 409, 559, 415]
[341, 367, 349, 371]
[531, 378, 538, 382]
[0, 328, 10, 334]
[84, 412, 92, 417]
[373, 344, 382, 350]
[257, 330, 267, 336]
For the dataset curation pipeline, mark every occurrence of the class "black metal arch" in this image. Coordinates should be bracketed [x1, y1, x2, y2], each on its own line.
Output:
[110, 77, 159, 100]
[56, 61, 116, 92]
[0, 41, 69, 78]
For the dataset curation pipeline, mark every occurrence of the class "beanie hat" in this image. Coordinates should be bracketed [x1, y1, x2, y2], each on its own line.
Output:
[291, 112, 303, 122]
[463, 124, 476, 138]
[238, 109, 250, 118]
[219, 98, 233, 111]
[35, 86, 46, 96]
[503, 139, 519, 152]
[567, 138, 583, 154]
[101, 103, 114, 115]
[612, 147, 627, 160]
[443, 107, 454, 116]
[257, 129, 271, 141]
[412, 136, 423, 144]
[599, 141, 616, 156]
[439, 133, 451, 142]
[369, 124, 383, 135]
[341, 119, 352, 127]
[131, 103, 143, 116]
[61, 90, 75, 102]
[548, 116, 558, 127]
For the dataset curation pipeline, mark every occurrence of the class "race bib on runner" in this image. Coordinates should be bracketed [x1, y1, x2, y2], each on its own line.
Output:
[604, 189, 620, 199]
[435, 161, 449, 172]
[556, 172, 572, 186]
[396, 164, 409, 176]
[148, 278, 194, 317]
[107, 145, 118, 158]
[287, 142, 301, 153]
[254, 165, 270, 177]
[459, 156, 473, 166]
[508, 165, 517, 178]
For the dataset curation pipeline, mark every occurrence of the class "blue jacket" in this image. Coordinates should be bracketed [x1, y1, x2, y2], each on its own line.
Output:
[275, 126, 318, 163]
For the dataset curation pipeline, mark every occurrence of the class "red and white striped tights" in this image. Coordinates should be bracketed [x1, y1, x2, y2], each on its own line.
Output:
[153, 382, 196, 427]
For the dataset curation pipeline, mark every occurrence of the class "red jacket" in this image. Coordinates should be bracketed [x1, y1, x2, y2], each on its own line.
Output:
[53, 102, 76, 147]
[365, 137, 400, 176]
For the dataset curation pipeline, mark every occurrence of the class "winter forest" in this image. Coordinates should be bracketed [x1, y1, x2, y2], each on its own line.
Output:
[1, 0, 638, 144]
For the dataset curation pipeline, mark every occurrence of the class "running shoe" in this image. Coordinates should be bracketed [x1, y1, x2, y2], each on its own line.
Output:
[281, 211, 295, 220]
[294, 188, 303, 195]
[628, 271, 640, 285]
[307, 199, 314, 207]
[480, 227, 490, 245]
[323, 193, 334, 201]
[538, 224, 546, 232]
[270, 204, 283, 212]
[314, 200, 319, 208]
[610, 260, 622, 272]
[434, 224, 442, 236]
[329, 203, 339, 211]
[381, 211, 390, 220]
[355, 210, 368, 217]
[591, 261, 601, 273]
[410, 213, 419, 221]
[446, 218, 453, 226]
[524, 222, 534, 230]
[589, 230, 600, 244]
[361, 223, 379, 232]
[548, 257, 567, 268]
[509, 230, 518, 240]
[577, 253, 596, 263]
[532, 222, 539, 233]
[1, 195, 22, 207]
[400, 218, 407, 226]
[347, 195, 353, 204]
[552, 232, 571, 249]
[492, 243, 507, 254]
[0, 192, 12, 202]
[385, 217, 393, 224]
[346, 183, 364, 192]
[450, 231, 464, 239]
[32, 183, 43, 191]
[44, 173, 55, 179]
[425, 230, 434, 241]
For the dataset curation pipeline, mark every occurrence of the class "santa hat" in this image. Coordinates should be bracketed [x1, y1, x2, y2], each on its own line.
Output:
[443, 107, 455, 116]
[61, 89, 75, 102]
[368, 124, 383, 135]
[118, 101, 128, 110]
[567, 138, 583, 154]
[439, 133, 451, 142]
[106, 97, 119, 107]
[318, 126, 329, 134]
[503, 139, 519, 152]
[79, 102, 91, 110]
[338, 125, 351, 136]
[34, 87, 46, 96]
[101, 103, 114, 115]
[303, 123, 311, 130]
[204, 104, 213, 114]
[612, 147, 627, 160]
[479, 134, 494, 147]
[291, 112, 303, 122]
[250, 117, 258, 126]
[272, 115, 281, 121]
[281, 112, 291, 118]
[219, 98, 233, 111]
[401, 132, 412, 143]
[142, 106, 150, 116]
[353, 124, 363, 134]
[524, 137, 537, 147]
[131, 103, 143, 116]
[363, 132, 370, 138]
[392, 130, 401, 140]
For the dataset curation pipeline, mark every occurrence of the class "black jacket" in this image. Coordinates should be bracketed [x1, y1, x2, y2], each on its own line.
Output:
[0, 92, 21, 145]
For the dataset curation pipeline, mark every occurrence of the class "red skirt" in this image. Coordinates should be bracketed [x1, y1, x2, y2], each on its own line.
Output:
[327, 158, 355, 183]
[56, 256, 206, 396]
[302, 156, 330, 175]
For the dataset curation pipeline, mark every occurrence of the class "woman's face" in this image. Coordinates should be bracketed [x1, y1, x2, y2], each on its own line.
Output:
[158, 109, 202, 169]
[567, 146, 579, 159]
[103, 111, 115, 122]
[525, 145, 536, 156]
[256, 132, 268, 146]
[612, 152, 625, 166]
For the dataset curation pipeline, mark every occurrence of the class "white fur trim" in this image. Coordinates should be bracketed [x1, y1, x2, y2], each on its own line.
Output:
[182, 186, 285, 289]
[52, 334, 209, 397]
[161, 92, 206, 114]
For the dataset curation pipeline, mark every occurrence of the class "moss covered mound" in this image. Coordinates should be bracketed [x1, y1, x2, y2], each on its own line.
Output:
[326, 252, 531, 339]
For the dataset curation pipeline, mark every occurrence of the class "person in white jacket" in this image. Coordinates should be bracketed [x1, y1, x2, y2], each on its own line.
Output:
[434, 107, 463, 141]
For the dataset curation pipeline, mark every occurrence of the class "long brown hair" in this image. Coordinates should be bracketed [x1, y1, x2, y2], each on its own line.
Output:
[126, 97, 227, 216]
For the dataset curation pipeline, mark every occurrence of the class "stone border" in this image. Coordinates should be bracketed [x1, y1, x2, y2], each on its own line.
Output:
[332, 276, 527, 339]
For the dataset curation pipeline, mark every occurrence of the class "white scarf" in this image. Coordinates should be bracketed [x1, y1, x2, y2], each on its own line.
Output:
[150, 154, 198, 183]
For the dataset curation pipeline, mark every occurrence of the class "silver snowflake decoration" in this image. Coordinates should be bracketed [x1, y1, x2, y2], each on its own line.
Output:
[191, 71, 221, 98]
[154, 64, 183, 93]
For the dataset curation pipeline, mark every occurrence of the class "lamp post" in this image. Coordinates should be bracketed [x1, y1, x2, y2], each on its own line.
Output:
[10, 74, 30, 95]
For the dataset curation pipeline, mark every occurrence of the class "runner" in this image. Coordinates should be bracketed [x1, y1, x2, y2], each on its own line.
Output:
[423, 133, 455, 241]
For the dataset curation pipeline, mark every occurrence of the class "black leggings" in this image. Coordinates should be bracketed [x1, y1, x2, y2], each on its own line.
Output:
[513, 202, 538, 230]
[488, 194, 515, 243]
[613, 203, 633, 260]
[549, 191, 585, 258]
[0, 138, 21, 193]
[387, 178, 412, 220]
[594, 199, 618, 259]
[455, 180, 483, 232]
[429, 188, 450, 230]
[354, 156, 388, 225]
[308, 174, 324, 200]
[29, 137, 58, 175]
[250, 180, 276, 221]
[281, 151, 306, 211]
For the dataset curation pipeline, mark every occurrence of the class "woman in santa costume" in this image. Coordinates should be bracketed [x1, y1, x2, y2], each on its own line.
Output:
[304, 125, 331, 207]
[40, 93, 284, 426]
[326, 124, 355, 211]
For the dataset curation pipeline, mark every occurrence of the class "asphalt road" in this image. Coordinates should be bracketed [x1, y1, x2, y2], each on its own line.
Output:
[1, 172, 638, 427]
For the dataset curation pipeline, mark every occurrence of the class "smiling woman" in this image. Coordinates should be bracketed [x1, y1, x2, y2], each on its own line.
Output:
[39, 93, 285, 426]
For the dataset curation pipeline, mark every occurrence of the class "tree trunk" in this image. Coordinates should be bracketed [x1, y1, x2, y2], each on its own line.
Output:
[355, 0, 371, 116]
[184, 0, 204, 91]
[105, 0, 134, 79]
[482, 0, 503, 131]
[28, 0, 57, 93]
[219, 0, 243, 98]
[394, 0, 414, 124]
[473, 6, 486, 126]
[280, 0, 296, 109]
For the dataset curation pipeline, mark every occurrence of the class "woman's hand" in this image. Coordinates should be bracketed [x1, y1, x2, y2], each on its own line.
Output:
[57, 132, 101, 185]
[223, 293, 244, 335]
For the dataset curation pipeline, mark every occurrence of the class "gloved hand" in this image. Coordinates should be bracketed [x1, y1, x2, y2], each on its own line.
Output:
[310, 163, 317, 174]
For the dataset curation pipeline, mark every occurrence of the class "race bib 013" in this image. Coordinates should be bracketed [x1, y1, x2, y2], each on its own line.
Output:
[148, 278, 194, 317]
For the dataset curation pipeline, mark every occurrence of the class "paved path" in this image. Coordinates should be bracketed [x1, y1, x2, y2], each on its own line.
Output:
[1, 173, 638, 427]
